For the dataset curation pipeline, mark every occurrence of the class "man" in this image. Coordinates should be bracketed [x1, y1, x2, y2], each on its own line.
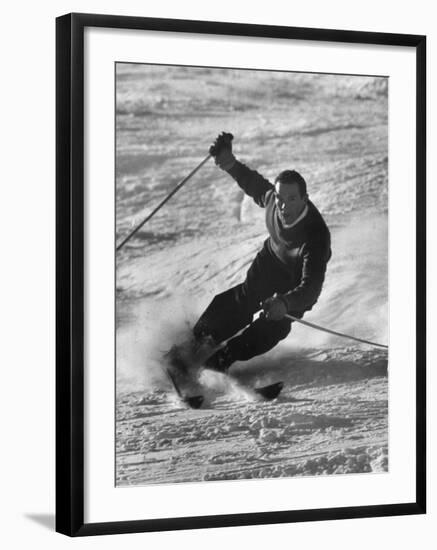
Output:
[173, 132, 331, 374]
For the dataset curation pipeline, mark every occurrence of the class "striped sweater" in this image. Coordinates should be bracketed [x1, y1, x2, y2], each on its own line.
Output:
[227, 160, 332, 312]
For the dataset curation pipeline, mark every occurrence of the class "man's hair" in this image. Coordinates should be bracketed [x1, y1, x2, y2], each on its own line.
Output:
[275, 170, 307, 197]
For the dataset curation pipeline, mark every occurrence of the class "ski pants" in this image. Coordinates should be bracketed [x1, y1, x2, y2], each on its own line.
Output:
[193, 242, 304, 362]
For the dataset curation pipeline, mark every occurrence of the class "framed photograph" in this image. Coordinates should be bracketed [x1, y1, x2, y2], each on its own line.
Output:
[56, 13, 426, 536]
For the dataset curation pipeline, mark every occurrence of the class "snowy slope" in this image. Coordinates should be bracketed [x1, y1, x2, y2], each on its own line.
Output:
[116, 347, 387, 485]
[115, 64, 388, 485]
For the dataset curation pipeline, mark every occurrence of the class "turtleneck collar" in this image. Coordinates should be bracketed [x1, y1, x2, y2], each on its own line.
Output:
[279, 204, 309, 229]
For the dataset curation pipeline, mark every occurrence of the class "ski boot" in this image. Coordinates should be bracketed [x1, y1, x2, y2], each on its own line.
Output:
[165, 333, 217, 375]
[204, 344, 234, 373]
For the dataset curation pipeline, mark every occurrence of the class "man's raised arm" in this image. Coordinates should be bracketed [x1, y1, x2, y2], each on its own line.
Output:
[211, 132, 274, 207]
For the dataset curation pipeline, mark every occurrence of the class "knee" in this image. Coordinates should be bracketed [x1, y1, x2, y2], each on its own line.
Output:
[274, 319, 292, 341]
[257, 317, 291, 342]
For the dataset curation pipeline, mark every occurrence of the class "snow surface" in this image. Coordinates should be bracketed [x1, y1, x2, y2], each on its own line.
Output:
[115, 64, 388, 486]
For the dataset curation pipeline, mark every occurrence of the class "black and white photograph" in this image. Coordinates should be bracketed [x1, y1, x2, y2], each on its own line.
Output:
[0, 0, 432, 545]
[115, 63, 389, 486]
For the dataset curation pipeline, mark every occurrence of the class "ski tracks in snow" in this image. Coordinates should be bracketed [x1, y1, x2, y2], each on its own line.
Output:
[116, 347, 388, 485]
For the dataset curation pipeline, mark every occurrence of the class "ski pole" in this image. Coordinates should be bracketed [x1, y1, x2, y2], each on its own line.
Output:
[285, 314, 388, 349]
[116, 153, 212, 251]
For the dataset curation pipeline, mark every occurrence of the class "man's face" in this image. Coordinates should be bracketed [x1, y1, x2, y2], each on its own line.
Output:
[274, 180, 308, 225]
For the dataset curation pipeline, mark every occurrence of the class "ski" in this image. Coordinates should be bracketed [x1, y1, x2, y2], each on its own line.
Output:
[253, 380, 284, 400]
[162, 343, 283, 407]
[164, 365, 283, 407]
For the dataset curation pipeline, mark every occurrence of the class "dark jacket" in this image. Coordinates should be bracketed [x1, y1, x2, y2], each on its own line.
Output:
[227, 160, 332, 312]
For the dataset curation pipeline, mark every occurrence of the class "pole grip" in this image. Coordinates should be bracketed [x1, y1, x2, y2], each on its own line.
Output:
[209, 132, 234, 156]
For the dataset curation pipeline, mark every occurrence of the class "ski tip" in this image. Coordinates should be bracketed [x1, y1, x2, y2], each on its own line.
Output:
[184, 395, 204, 409]
[255, 381, 284, 400]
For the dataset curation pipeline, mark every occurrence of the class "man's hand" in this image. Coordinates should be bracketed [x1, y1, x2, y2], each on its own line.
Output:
[261, 294, 288, 321]
[209, 132, 236, 171]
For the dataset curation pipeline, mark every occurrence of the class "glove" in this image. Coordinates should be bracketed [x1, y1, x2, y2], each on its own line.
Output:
[209, 132, 236, 171]
[261, 294, 288, 321]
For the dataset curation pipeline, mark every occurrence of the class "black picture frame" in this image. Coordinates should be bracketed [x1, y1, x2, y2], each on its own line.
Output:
[56, 12, 426, 537]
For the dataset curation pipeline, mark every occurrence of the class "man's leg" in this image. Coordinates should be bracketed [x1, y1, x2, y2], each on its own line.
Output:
[193, 244, 276, 346]
[198, 243, 304, 371]
[193, 284, 254, 345]
[226, 315, 292, 361]
[167, 253, 271, 373]
[205, 315, 293, 371]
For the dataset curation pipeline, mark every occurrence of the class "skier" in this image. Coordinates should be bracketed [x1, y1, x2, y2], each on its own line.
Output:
[171, 132, 331, 374]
